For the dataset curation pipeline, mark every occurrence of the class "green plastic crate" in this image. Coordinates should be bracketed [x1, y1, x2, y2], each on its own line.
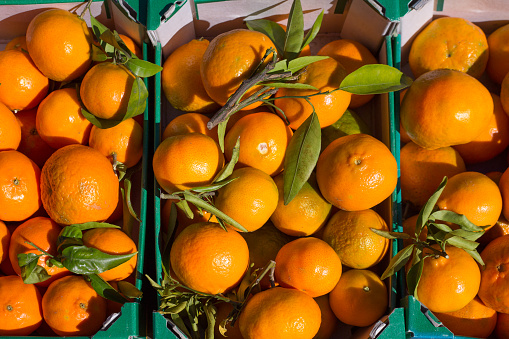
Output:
[0, 1, 149, 337]
[148, 1, 406, 338]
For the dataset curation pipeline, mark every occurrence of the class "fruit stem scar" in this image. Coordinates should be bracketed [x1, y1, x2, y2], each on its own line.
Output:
[6, 305, 13, 311]
[497, 264, 505, 272]
[363, 286, 370, 292]
[80, 302, 87, 309]
[354, 159, 361, 165]
[13, 177, 20, 185]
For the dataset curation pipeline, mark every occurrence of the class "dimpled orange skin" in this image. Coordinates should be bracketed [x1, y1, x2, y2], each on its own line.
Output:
[453, 93, 509, 164]
[162, 39, 219, 114]
[274, 57, 351, 129]
[153, 133, 224, 194]
[169, 222, 250, 295]
[274, 237, 342, 297]
[0, 101, 21, 152]
[161, 113, 219, 144]
[0, 49, 49, 111]
[408, 17, 489, 79]
[80, 63, 135, 120]
[478, 235, 509, 313]
[417, 245, 481, 313]
[224, 112, 293, 177]
[214, 167, 279, 232]
[82, 228, 138, 282]
[200, 29, 276, 109]
[36, 88, 93, 149]
[40, 144, 119, 225]
[0, 275, 42, 336]
[238, 287, 321, 339]
[0, 150, 41, 222]
[26, 9, 92, 82]
[316, 133, 397, 211]
[486, 23, 509, 84]
[42, 275, 107, 336]
[16, 108, 55, 169]
[437, 171, 502, 230]
[400, 69, 493, 150]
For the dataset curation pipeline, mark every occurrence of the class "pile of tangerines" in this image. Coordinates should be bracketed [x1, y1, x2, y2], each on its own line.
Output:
[398, 16, 509, 339]
[153, 18, 399, 338]
[0, 6, 145, 337]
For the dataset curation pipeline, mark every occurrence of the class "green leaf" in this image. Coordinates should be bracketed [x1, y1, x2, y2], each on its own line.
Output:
[87, 274, 130, 304]
[283, 0, 304, 61]
[90, 14, 109, 42]
[302, 10, 324, 49]
[430, 210, 484, 232]
[268, 56, 329, 75]
[445, 235, 479, 251]
[213, 137, 240, 183]
[125, 77, 148, 119]
[48, 258, 64, 268]
[125, 58, 163, 78]
[416, 177, 448, 236]
[245, 19, 285, 56]
[92, 44, 108, 62]
[407, 256, 424, 298]
[57, 226, 84, 252]
[18, 253, 52, 284]
[217, 119, 227, 153]
[176, 199, 193, 219]
[183, 193, 248, 232]
[81, 107, 123, 129]
[321, 109, 371, 152]
[60, 245, 137, 275]
[190, 177, 238, 193]
[71, 222, 121, 231]
[449, 228, 484, 242]
[99, 30, 132, 58]
[464, 248, 485, 267]
[381, 244, 414, 280]
[428, 222, 453, 234]
[283, 111, 321, 205]
[260, 82, 318, 90]
[204, 302, 217, 339]
[370, 228, 412, 240]
[339, 64, 413, 94]
[117, 280, 143, 298]
[123, 167, 142, 222]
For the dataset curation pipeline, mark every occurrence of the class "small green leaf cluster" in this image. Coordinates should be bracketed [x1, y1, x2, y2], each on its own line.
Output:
[18, 222, 142, 303]
[373, 177, 487, 299]
[82, 14, 162, 129]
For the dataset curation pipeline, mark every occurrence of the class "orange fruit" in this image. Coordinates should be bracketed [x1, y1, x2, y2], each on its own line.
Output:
[398, 89, 412, 144]
[161, 112, 219, 144]
[42, 275, 107, 336]
[313, 294, 339, 339]
[0, 101, 21, 151]
[0, 49, 49, 111]
[240, 221, 291, 290]
[274, 57, 351, 129]
[9, 217, 70, 286]
[437, 171, 502, 230]
[479, 234, 509, 313]
[400, 141, 466, 208]
[495, 312, 509, 339]
[486, 23, 509, 84]
[500, 70, 509, 115]
[408, 17, 488, 79]
[40, 144, 119, 225]
[453, 93, 509, 164]
[416, 244, 480, 313]
[479, 216, 509, 246]
[214, 166, 279, 232]
[433, 296, 497, 338]
[401, 69, 493, 150]
[88, 118, 143, 168]
[26, 9, 92, 82]
[402, 214, 428, 248]
[160, 199, 218, 238]
[5, 36, 27, 52]
[275, 237, 342, 297]
[224, 112, 293, 176]
[153, 133, 224, 194]
[0, 275, 42, 336]
[238, 287, 321, 339]
[329, 269, 388, 327]
[486, 171, 504, 185]
[15, 108, 55, 168]
[0, 150, 41, 222]
[270, 172, 332, 236]
[322, 208, 389, 269]
[118, 33, 143, 59]
[201, 29, 276, 109]
[0, 221, 9, 265]
[497, 164, 509, 222]
[162, 39, 219, 113]
[36, 87, 93, 149]
[169, 222, 249, 294]
[317, 38, 378, 108]
[82, 228, 137, 281]
[316, 133, 398, 211]
[80, 62, 136, 120]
